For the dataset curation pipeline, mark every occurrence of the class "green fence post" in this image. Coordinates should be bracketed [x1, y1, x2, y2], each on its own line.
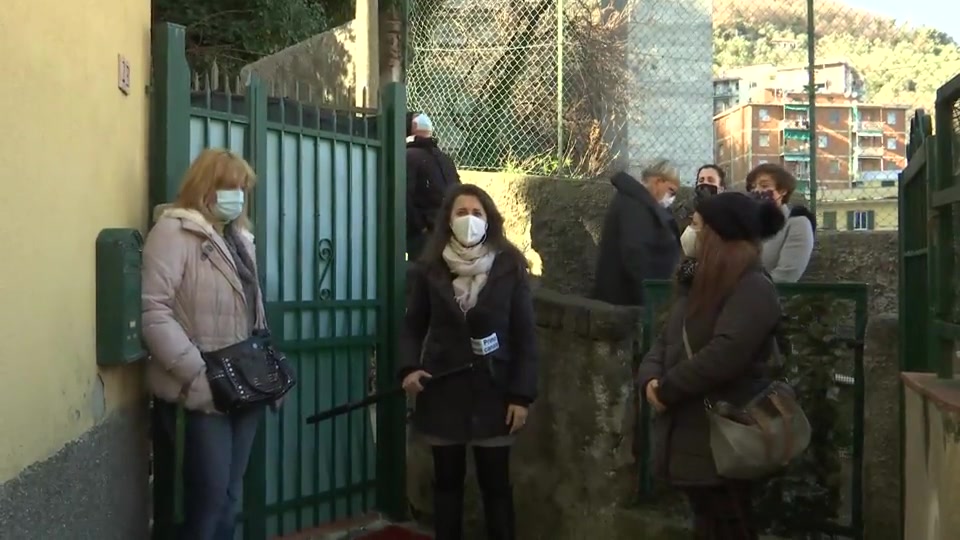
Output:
[933, 84, 957, 379]
[805, 0, 818, 216]
[149, 23, 191, 220]
[241, 75, 270, 540]
[376, 82, 409, 520]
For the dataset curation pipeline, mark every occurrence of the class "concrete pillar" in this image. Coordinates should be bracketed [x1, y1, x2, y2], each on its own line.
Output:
[354, 0, 380, 108]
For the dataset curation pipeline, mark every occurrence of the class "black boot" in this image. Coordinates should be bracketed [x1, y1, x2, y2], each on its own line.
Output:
[481, 486, 515, 540]
[433, 485, 465, 540]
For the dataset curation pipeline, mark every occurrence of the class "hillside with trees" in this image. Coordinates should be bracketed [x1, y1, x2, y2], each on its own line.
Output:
[714, 0, 960, 109]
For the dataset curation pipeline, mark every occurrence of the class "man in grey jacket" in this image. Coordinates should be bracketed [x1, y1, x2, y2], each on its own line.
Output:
[746, 163, 816, 282]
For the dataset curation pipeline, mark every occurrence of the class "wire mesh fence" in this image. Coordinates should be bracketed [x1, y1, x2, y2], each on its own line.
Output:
[407, 0, 960, 231]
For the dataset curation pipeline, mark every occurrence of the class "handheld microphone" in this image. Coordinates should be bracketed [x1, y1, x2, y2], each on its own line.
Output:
[466, 307, 502, 382]
[467, 308, 500, 356]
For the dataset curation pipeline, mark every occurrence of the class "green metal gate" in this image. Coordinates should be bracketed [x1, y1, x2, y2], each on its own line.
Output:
[898, 73, 960, 379]
[150, 23, 408, 539]
[898, 109, 934, 373]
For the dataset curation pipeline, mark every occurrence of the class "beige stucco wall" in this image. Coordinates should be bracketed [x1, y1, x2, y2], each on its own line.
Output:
[0, 0, 150, 482]
[902, 375, 960, 539]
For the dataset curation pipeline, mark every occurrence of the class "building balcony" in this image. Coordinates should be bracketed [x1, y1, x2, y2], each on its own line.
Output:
[855, 121, 884, 134]
[781, 119, 810, 131]
[857, 146, 884, 158]
[782, 145, 811, 160]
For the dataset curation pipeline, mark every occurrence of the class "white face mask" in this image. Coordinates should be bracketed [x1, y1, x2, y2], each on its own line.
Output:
[660, 194, 676, 208]
[213, 189, 244, 222]
[680, 226, 699, 257]
[451, 215, 487, 247]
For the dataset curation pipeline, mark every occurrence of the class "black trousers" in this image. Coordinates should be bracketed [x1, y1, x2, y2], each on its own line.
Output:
[683, 482, 758, 540]
[432, 445, 514, 540]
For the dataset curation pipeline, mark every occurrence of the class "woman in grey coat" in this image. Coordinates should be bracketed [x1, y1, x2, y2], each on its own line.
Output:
[746, 163, 815, 282]
[638, 192, 785, 539]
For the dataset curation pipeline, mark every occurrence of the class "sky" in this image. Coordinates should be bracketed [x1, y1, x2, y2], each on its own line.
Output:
[844, 0, 960, 42]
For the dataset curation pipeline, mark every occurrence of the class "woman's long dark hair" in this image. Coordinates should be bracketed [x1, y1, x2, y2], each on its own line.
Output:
[417, 183, 527, 277]
[685, 224, 761, 317]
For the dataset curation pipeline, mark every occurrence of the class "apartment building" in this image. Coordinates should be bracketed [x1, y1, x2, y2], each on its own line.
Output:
[714, 59, 866, 115]
[714, 90, 908, 194]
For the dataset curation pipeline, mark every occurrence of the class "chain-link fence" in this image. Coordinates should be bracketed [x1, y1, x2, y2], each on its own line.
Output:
[407, 0, 633, 179]
[407, 0, 960, 231]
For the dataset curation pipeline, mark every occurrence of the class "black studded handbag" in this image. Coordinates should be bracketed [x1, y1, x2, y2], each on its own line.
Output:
[201, 329, 296, 414]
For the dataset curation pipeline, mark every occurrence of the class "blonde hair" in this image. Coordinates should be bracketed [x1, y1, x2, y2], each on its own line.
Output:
[175, 149, 257, 230]
[633, 159, 679, 186]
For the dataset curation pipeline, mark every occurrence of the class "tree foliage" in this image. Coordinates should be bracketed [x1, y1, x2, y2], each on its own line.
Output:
[715, 0, 960, 108]
[151, 0, 355, 70]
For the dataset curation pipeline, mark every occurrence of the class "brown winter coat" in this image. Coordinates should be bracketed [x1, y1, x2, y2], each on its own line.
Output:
[141, 206, 267, 413]
[635, 266, 780, 485]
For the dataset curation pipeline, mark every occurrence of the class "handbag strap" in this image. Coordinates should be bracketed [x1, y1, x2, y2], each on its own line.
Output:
[769, 393, 796, 464]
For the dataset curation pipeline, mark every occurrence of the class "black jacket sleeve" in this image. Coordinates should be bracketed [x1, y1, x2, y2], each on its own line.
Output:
[406, 151, 427, 233]
[656, 273, 781, 407]
[506, 270, 539, 406]
[617, 200, 655, 301]
[397, 263, 430, 381]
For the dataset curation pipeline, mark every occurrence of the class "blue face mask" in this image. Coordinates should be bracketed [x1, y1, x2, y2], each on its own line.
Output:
[213, 189, 244, 222]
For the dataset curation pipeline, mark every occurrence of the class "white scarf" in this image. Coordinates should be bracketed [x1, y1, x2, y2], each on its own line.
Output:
[442, 241, 497, 312]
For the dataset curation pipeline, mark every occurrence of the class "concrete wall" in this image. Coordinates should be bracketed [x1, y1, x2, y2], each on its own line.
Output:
[627, 0, 714, 182]
[242, 21, 358, 106]
[901, 373, 960, 540]
[0, 0, 151, 536]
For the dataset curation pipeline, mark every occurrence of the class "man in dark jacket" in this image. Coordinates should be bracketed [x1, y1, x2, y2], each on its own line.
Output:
[592, 159, 681, 306]
[406, 112, 460, 259]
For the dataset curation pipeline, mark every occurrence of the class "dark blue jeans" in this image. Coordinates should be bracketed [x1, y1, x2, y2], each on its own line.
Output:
[153, 400, 264, 540]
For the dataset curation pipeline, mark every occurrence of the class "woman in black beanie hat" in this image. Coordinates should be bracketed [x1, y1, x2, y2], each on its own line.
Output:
[637, 193, 785, 539]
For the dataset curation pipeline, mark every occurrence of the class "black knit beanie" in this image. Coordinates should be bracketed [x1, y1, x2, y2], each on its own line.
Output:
[695, 192, 785, 242]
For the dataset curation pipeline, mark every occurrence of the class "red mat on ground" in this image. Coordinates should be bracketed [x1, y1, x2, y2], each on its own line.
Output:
[355, 525, 432, 540]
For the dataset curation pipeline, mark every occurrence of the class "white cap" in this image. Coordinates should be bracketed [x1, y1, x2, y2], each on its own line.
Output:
[412, 113, 434, 136]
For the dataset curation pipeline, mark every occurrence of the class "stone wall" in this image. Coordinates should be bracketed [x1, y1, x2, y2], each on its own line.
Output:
[462, 170, 899, 316]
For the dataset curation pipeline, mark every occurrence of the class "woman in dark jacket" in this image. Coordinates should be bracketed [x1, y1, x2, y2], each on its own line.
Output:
[399, 183, 538, 540]
[636, 192, 785, 539]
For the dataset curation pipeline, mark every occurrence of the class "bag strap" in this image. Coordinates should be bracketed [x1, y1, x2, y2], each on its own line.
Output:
[769, 393, 796, 464]
[174, 404, 185, 528]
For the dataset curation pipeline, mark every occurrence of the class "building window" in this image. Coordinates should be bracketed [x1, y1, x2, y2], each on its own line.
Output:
[759, 134, 770, 147]
[759, 108, 770, 121]
[884, 159, 899, 170]
[887, 137, 897, 150]
[818, 134, 828, 148]
[887, 111, 897, 125]
[847, 210, 875, 231]
[823, 211, 837, 230]
[829, 110, 841, 123]
[830, 160, 841, 174]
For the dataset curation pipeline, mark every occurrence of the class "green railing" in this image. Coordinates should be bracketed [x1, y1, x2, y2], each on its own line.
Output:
[150, 23, 408, 539]
[637, 279, 868, 540]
